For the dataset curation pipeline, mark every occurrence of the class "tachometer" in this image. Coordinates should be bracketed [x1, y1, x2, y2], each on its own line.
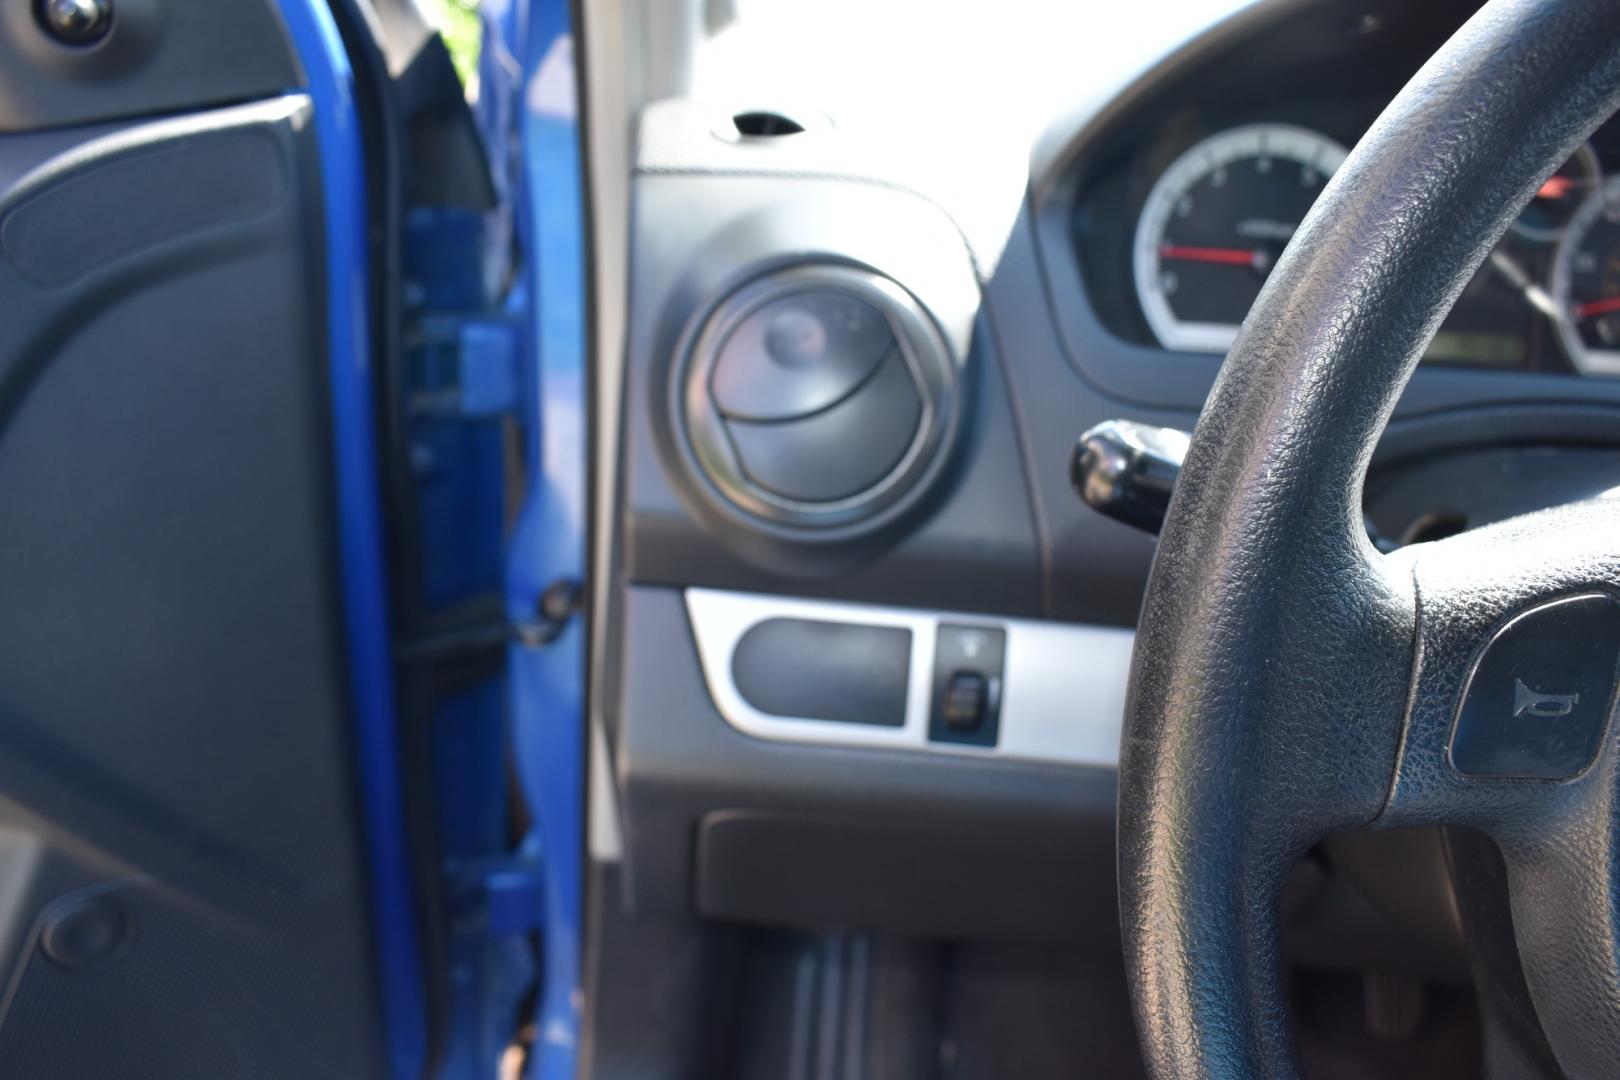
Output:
[1552, 175, 1620, 376]
[1133, 124, 1348, 353]
[1511, 142, 1600, 241]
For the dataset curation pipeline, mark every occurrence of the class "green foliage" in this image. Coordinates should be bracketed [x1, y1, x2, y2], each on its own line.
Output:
[421, 0, 482, 89]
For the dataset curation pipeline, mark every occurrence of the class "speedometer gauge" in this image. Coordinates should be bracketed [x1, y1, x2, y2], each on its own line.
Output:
[1133, 124, 1348, 353]
[1553, 175, 1620, 376]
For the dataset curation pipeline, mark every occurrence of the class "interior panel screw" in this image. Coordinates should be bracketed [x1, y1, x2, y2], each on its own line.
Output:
[36, 0, 113, 46]
[41, 893, 134, 971]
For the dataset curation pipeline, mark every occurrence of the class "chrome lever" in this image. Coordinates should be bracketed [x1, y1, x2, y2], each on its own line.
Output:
[1072, 419, 1398, 552]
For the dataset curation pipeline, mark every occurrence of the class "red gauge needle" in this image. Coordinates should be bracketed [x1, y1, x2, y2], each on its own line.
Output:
[1574, 296, 1620, 319]
[1159, 244, 1261, 267]
[1538, 175, 1578, 199]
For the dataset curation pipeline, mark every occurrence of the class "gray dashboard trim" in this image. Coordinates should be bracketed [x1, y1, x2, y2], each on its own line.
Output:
[685, 587, 1132, 767]
[1029, 0, 1297, 202]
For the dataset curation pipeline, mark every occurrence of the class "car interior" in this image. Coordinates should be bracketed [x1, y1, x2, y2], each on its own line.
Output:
[3, 0, 1620, 1077]
[578, 1, 1620, 1076]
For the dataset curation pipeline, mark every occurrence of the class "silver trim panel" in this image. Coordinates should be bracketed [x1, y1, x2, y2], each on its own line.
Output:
[685, 588, 1133, 767]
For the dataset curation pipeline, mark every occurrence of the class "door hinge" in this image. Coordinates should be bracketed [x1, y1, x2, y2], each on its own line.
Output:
[411, 313, 522, 419]
[449, 854, 545, 938]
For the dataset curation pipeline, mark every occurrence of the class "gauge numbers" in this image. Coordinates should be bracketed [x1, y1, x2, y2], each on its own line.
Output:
[1133, 124, 1348, 353]
[1553, 174, 1620, 376]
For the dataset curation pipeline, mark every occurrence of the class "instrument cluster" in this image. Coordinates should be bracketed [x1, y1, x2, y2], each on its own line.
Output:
[1076, 108, 1620, 377]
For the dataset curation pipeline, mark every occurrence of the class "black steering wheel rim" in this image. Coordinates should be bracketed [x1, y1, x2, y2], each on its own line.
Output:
[1118, 2, 1620, 1078]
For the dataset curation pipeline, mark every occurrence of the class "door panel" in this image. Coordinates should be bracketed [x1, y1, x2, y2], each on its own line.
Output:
[0, 0, 300, 133]
[0, 91, 389, 1078]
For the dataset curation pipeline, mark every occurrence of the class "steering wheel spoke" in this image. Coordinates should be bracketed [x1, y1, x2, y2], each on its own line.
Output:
[1382, 498, 1620, 826]
[1373, 498, 1620, 1076]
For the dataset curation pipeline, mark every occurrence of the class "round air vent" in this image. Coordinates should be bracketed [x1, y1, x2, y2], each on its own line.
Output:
[679, 264, 958, 532]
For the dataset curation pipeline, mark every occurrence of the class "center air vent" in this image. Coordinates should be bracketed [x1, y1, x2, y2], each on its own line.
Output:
[729, 110, 807, 138]
[679, 265, 958, 532]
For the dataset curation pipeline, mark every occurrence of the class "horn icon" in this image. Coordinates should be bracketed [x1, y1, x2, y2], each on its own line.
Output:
[1514, 678, 1579, 719]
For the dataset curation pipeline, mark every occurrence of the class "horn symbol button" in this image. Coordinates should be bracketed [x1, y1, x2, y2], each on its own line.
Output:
[1450, 593, 1620, 779]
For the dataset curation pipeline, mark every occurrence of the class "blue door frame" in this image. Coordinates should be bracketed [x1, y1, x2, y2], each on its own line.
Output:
[275, 0, 588, 1075]
[496, 0, 589, 1076]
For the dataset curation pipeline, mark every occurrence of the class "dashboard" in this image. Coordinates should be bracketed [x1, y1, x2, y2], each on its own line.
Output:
[581, 2, 1620, 1068]
[596, 0, 1620, 964]
[1070, 5, 1620, 378]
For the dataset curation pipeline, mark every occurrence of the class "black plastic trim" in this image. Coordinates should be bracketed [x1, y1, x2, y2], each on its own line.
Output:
[610, 586, 1119, 941]
[0, 0, 302, 133]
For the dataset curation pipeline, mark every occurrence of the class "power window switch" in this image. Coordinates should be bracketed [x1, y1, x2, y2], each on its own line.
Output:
[929, 624, 1006, 747]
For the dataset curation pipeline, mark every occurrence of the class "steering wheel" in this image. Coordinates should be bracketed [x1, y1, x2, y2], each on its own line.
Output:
[1119, 1, 1620, 1077]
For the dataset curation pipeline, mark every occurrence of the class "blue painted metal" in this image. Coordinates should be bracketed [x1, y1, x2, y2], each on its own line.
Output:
[414, 315, 523, 419]
[501, 0, 590, 1074]
[400, 2, 590, 1074]
[475, 851, 548, 938]
[403, 206, 507, 608]
[452, 320, 523, 417]
[406, 202, 535, 1077]
[271, 1, 429, 1077]
[431, 690, 539, 1080]
[406, 206, 487, 311]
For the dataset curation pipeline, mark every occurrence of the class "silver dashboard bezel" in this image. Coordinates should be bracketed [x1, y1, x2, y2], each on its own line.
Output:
[685, 588, 1134, 768]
